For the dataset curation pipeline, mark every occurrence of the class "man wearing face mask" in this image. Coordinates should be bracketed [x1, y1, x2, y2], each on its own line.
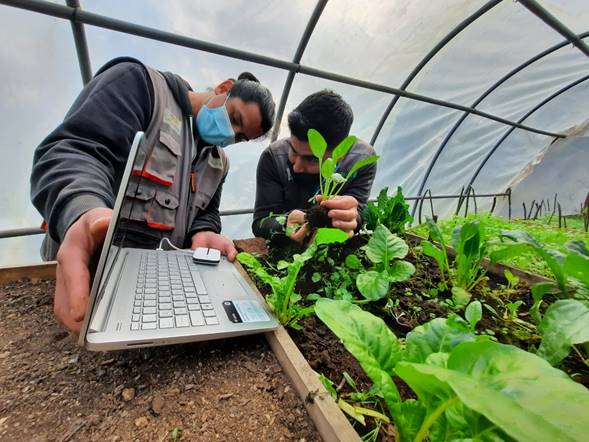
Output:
[31, 57, 275, 334]
[252, 90, 376, 242]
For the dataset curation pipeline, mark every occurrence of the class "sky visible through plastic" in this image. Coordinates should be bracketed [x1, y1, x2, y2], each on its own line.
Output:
[0, 0, 587, 265]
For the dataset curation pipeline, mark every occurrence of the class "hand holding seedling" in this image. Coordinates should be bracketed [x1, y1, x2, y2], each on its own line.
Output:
[317, 195, 357, 237]
[54, 207, 112, 334]
[286, 209, 310, 243]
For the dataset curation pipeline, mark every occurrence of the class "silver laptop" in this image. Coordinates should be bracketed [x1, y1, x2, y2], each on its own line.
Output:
[79, 132, 277, 351]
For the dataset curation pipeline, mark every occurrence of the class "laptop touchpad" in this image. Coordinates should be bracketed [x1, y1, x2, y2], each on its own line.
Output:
[201, 271, 270, 323]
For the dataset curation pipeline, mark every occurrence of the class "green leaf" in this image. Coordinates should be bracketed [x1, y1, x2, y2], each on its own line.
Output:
[344, 254, 362, 270]
[388, 260, 415, 282]
[307, 128, 326, 159]
[314, 299, 402, 413]
[320, 157, 336, 181]
[338, 398, 366, 425]
[421, 240, 448, 274]
[451, 286, 472, 308]
[318, 373, 337, 399]
[397, 341, 589, 442]
[565, 252, 589, 292]
[364, 225, 408, 265]
[464, 300, 482, 331]
[404, 317, 477, 363]
[537, 299, 589, 365]
[345, 154, 379, 180]
[356, 270, 389, 301]
[330, 135, 356, 163]
[314, 227, 349, 245]
[530, 282, 558, 323]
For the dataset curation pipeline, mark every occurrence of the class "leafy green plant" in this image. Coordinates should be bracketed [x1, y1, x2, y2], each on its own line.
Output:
[420, 219, 489, 308]
[319, 372, 391, 441]
[237, 228, 348, 329]
[315, 298, 589, 442]
[355, 225, 415, 301]
[412, 212, 588, 278]
[493, 231, 589, 366]
[307, 128, 379, 201]
[363, 186, 412, 234]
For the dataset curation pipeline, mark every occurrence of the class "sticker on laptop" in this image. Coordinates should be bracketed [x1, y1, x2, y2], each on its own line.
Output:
[222, 300, 270, 323]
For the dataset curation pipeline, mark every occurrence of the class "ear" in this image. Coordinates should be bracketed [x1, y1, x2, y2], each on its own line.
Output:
[214, 79, 234, 95]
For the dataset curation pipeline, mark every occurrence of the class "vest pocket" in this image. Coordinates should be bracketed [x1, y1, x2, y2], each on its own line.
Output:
[143, 129, 182, 186]
[146, 191, 179, 231]
[122, 185, 156, 222]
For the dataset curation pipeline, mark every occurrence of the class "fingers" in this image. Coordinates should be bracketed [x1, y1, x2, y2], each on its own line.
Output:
[320, 195, 358, 210]
[89, 215, 111, 244]
[54, 262, 82, 335]
[58, 243, 91, 323]
[287, 209, 306, 226]
[225, 243, 237, 262]
[290, 223, 310, 244]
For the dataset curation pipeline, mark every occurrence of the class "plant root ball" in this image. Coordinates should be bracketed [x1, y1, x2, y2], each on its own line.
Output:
[305, 205, 332, 229]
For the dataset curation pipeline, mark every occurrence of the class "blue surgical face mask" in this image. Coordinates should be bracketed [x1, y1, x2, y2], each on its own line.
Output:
[195, 94, 235, 148]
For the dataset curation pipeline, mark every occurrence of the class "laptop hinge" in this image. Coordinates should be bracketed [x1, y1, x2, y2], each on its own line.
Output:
[89, 249, 127, 333]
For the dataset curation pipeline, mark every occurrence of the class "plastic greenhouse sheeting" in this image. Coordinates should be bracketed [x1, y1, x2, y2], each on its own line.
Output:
[0, 0, 587, 266]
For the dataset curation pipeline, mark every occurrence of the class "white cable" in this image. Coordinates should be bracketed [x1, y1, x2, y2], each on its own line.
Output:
[156, 237, 193, 255]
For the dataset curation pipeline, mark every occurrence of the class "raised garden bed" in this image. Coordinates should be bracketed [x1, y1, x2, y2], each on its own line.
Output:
[0, 268, 322, 442]
[234, 211, 589, 442]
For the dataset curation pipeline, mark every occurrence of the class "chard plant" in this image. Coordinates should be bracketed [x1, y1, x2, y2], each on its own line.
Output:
[492, 231, 589, 366]
[420, 219, 489, 308]
[363, 186, 412, 234]
[355, 225, 415, 302]
[315, 298, 589, 442]
[307, 128, 379, 202]
[237, 227, 348, 329]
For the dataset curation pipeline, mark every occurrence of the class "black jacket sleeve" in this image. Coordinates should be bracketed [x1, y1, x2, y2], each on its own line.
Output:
[252, 148, 286, 239]
[30, 60, 152, 243]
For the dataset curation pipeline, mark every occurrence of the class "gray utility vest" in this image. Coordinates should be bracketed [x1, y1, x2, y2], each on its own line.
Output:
[41, 65, 229, 260]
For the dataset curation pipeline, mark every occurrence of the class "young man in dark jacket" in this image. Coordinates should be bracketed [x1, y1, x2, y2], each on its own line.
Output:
[252, 90, 376, 242]
[31, 57, 275, 334]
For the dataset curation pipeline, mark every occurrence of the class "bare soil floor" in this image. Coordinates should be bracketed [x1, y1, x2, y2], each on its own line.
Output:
[0, 278, 320, 442]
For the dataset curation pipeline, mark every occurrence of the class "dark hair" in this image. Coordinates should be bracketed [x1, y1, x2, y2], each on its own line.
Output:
[287, 90, 353, 148]
[229, 73, 275, 136]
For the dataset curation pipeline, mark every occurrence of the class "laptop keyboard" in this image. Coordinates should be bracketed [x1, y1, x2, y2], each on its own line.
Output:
[130, 253, 219, 331]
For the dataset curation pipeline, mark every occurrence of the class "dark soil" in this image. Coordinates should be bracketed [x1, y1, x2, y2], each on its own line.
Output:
[0, 278, 320, 442]
[304, 206, 331, 229]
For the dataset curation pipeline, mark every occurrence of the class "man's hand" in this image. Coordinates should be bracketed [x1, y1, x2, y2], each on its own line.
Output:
[317, 195, 358, 237]
[54, 207, 112, 335]
[191, 231, 237, 262]
[286, 209, 310, 244]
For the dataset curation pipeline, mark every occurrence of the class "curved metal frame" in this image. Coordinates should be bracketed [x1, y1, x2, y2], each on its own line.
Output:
[370, 0, 501, 146]
[0, 0, 587, 237]
[466, 75, 589, 190]
[410, 32, 589, 216]
[1, 0, 565, 139]
[65, 0, 92, 84]
[270, 0, 328, 141]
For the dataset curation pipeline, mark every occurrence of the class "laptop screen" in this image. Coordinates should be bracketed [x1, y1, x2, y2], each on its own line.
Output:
[78, 131, 148, 343]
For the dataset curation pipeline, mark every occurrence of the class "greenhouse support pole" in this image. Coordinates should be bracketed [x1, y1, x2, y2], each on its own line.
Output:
[519, 0, 589, 57]
[271, 0, 328, 142]
[410, 32, 589, 218]
[65, 0, 92, 85]
[466, 75, 589, 191]
[370, 0, 501, 146]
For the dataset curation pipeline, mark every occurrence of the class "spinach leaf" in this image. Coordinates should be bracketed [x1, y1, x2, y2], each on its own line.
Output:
[537, 299, 589, 365]
[397, 341, 589, 442]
